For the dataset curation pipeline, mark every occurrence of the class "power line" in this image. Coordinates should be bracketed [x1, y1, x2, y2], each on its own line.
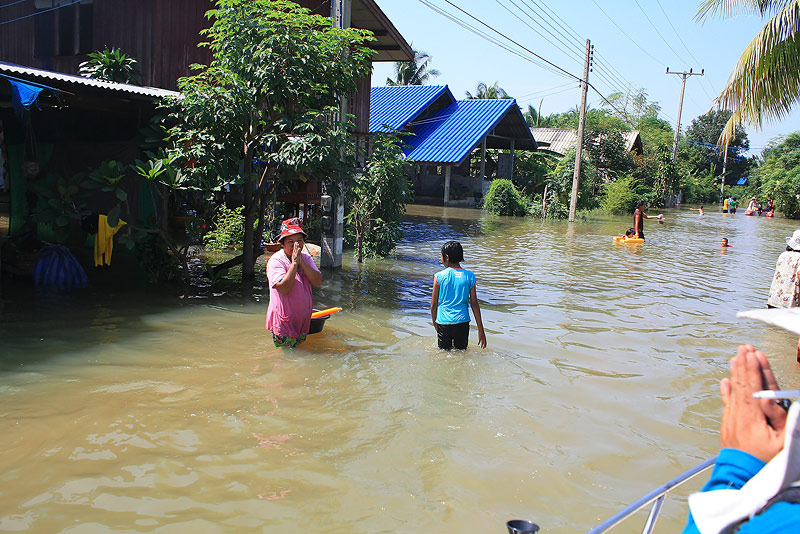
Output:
[500, 0, 586, 64]
[440, 0, 581, 81]
[516, 81, 578, 100]
[588, 0, 668, 68]
[415, 0, 576, 80]
[631, 0, 687, 66]
[0, 0, 81, 26]
[0, 0, 29, 9]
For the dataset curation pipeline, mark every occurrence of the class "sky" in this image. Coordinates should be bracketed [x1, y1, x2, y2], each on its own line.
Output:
[371, 0, 799, 156]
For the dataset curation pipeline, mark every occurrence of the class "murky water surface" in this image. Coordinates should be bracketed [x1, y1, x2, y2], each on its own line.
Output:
[1, 205, 799, 533]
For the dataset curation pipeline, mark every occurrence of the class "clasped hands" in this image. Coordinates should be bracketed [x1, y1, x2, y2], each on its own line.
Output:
[720, 344, 788, 463]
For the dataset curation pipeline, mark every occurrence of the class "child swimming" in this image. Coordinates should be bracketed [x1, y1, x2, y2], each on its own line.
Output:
[430, 241, 487, 350]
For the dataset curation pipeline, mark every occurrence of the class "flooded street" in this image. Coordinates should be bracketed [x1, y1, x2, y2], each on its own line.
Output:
[1, 204, 799, 533]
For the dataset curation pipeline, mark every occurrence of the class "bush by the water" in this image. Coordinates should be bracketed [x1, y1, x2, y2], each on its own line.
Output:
[204, 205, 245, 250]
[483, 179, 528, 216]
[600, 176, 638, 215]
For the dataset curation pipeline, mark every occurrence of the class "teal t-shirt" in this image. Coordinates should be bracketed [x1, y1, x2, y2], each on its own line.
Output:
[435, 267, 476, 325]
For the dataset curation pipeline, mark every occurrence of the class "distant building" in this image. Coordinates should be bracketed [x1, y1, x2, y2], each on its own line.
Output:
[529, 128, 643, 157]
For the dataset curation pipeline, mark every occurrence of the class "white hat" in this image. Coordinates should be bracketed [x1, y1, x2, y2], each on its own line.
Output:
[787, 230, 800, 251]
[737, 308, 800, 336]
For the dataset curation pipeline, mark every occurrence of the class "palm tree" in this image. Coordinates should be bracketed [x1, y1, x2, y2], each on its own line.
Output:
[465, 81, 511, 99]
[696, 0, 800, 145]
[385, 49, 441, 86]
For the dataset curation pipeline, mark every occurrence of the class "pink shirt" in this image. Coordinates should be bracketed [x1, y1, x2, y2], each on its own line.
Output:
[266, 250, 319, 338]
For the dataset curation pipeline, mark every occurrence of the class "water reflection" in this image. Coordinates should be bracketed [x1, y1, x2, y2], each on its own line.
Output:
[1, 205, 799, 533]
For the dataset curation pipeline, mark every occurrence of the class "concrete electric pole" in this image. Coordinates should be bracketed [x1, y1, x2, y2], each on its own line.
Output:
[568, 39, 593, 223]
[666, 68, 704, 162]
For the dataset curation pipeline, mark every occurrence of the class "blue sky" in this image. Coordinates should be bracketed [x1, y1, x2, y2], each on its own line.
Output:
[371, 0, 799, 155]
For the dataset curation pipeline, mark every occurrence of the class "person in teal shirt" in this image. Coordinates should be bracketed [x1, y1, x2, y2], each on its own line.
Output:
[430, 241, 487, 350]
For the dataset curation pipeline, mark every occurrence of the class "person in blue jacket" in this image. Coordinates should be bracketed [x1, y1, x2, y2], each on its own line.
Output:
[683, 343, 800, 533]
[430, 241, 487, 350]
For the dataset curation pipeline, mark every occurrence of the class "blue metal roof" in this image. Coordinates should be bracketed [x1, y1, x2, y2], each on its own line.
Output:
[404, 99, 533, 164]
[369, 85, 452, 133]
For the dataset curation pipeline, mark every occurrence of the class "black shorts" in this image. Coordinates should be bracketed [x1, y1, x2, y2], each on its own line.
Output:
[437, 321, 470, 350]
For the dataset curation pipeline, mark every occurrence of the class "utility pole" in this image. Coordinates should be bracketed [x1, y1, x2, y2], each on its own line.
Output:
[667, 68, 704, 161]
[568, 39, 592, 223]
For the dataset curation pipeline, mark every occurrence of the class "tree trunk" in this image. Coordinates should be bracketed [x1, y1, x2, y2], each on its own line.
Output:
[242, 173, 256, 279]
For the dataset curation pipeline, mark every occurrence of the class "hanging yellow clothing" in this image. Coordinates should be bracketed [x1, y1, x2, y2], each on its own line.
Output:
[94, 214, 127, 267]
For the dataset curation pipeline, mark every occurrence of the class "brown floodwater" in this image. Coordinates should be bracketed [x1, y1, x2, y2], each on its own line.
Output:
[1, 204, 799, 533]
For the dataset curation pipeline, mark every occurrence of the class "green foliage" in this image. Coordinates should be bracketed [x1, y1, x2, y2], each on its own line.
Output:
[684, 110, 751, 185]
[600, 175, 639, 215]
[757, 132, 800, 218]
[584, 128, 635, 179]
[513, 150, 557, 196]
[79, 47, 141, 84]
[386, 49, 440, 86]
[165, 0, 376, 277]
[32, 172, 90, 241]
[136, 234, 181, 283]
[466, 81, 511, 99]
[547, 149, 601, 212]
[345, 133, 413, 261]
[204, 205, 245, 250]
[483, 179, 528, 216]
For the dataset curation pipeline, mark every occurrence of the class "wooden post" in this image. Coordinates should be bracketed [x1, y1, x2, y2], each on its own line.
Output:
[509, 139, 515, 182]
[568, 39, 592, 223]
[444, 165, 451, 206]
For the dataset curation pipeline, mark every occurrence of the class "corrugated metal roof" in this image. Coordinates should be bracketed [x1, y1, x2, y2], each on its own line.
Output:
[0, 61, 179, 99]
[405, 99, 532, 164]
[529, 128, 643, 155]
[369, 85, 451, 133]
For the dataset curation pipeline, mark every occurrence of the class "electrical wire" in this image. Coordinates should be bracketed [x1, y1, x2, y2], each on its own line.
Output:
[415, 0, 577, 80]
[0, 0, 81, 26]
[0, 0, 29, 9]
[440, 0, 581, 81]
[631, 0, 688, 67]
[587, 0, 668, 68]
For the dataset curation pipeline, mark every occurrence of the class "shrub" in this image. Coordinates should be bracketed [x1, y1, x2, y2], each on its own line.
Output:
[600, 176, 638, 215]
[483, 179, 528, 216]
[204, 205, 244, 250]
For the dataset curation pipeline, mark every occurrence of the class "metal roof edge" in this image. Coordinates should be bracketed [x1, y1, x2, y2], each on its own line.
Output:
[0, 61, 180, 99]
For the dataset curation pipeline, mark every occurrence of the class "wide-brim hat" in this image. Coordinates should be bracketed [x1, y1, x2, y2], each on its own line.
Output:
[787, 230, 800, 251]
[737, 308, 800, 337]
[277, 217, 307, 242]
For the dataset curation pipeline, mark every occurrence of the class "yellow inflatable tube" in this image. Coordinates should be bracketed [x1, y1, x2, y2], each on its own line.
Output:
[613, 236, 644, 244]
[311, 307, 342, 319]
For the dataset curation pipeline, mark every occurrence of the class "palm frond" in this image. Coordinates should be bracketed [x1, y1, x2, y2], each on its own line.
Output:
[715, 0, 800, 145]
[696, 0, 789, 21]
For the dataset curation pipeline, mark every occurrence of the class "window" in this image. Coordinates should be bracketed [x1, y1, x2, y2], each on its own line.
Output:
[34, 0, 93, 58]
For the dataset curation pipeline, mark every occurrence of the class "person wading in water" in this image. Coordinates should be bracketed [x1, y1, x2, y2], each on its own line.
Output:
[633, 200, 663, 241]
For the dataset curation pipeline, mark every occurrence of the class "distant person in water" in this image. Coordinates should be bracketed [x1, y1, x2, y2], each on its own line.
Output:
[690, 206, 705, 215]
[632, 201, 663, 241]
[625, 228, 636, 239]
[730, 197, 738, 214]
[721, 238, 731, 248]
[430, 241, 487, 350]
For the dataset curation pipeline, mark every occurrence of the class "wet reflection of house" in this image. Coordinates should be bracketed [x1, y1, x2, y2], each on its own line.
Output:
[370, 85, 538, 207]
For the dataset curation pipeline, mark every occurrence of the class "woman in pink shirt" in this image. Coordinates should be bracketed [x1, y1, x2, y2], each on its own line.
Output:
[266, 218, 322, 347]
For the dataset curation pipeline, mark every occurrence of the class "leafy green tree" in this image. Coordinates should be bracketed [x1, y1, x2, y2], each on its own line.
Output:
[696, 0, 800, 145]
[524, 101, 555, 128]
[584, 127, 635, 179]
[345, 134, 413, 262]
[757, 132, 800, 218]
[684, 110, 751, 185]
[386, 49, 440, 86]
[166, 0, 374, 279]
[466, 81, 511, 99]
[79, 47, 141, 84]
[547, 148, 601, 213]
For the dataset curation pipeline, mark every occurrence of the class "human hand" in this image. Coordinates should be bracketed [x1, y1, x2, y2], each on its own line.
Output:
[478, 330, 487, 349]
[719, 345, 786, 462]
[292, 242, 304, 265]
